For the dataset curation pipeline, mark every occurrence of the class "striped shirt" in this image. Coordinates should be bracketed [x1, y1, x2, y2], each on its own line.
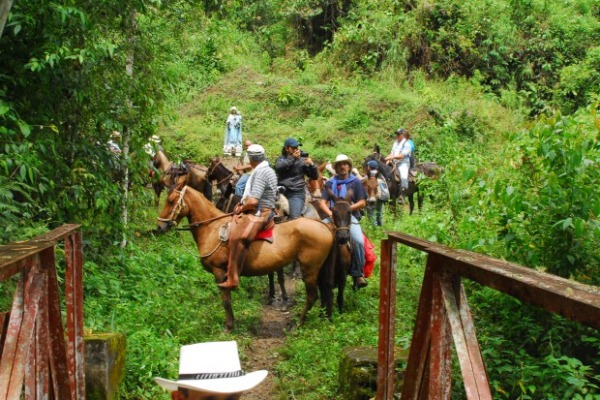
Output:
[247, 163, 278, 209]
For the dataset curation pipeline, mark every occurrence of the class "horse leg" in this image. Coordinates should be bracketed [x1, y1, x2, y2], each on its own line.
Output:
[267, 272, 275, 305]
[417, 188, 424, 211]
[218, 287, 235, 332]
[299, 282, 319, 327]
[338, 278, 346, 314]
[277, 268, 288, 303]
[408, 191, 415, 215]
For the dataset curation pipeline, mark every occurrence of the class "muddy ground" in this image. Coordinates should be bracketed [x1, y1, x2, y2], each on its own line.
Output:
[241, 276, 298, 400]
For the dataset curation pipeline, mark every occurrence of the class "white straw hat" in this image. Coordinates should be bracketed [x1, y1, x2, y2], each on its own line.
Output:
[151, 135, 161, 143]
[155, 341, 267, 395]
[331, 154, 353, 169]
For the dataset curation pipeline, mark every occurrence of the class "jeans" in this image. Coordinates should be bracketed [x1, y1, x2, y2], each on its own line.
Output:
[367, 200, 383, 226]
[287, 190, 305, 219]
[235, 173, 250, 197]
[323, 215, 365, 277]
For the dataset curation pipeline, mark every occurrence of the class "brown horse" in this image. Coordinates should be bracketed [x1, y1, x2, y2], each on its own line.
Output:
[152, 149, 212, 202]
[319, 188, 353, 319]
[207, 156, 239, 212]
[157, 182, 334, 331]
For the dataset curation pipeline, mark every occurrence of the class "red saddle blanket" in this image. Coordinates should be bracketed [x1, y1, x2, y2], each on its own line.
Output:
[254, 227, 274, 243]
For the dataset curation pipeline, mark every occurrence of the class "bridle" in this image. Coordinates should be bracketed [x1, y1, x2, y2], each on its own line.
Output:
[157, 185, 233, 229]
[208, 160, 234, 187]
[157, 186, 188, 227]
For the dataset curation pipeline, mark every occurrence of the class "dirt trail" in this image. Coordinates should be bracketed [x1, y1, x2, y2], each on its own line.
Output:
[242, 277, 298, 400]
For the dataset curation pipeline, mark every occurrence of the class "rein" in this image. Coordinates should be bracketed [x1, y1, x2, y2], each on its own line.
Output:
[176, 213, 233, 230]
[209, 160, 235, 186]
[157, 185, 233, 229]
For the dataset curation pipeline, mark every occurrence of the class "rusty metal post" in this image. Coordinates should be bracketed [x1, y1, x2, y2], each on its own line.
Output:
[377, 239, 396, 400]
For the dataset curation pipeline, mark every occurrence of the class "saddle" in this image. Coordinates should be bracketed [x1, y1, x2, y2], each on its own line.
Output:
[220, 212, 276, 245]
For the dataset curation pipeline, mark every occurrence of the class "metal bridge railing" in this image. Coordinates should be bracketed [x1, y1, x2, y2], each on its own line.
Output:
[377, 232, 600, 400]
[0, 224, 84, 400]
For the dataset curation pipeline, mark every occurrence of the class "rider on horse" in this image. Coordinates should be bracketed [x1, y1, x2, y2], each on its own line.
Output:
[385, 128, 413, 200]
[318, 154, 369, 288]
[218, 144, 278, 289]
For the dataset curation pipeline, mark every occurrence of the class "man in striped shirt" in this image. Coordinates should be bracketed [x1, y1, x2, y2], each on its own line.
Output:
[218, 144, 278, 289]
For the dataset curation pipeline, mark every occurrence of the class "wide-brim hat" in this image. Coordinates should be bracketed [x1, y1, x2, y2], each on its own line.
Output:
[155, 341, 267, 395]
[332, 154, 352, 169]
[112, 131, 121, 138]
[151, 135, 161, 143]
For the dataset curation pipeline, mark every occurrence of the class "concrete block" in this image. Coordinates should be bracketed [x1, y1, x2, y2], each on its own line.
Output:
[338, 346, 408, 400]
[85, 332, 126, 400]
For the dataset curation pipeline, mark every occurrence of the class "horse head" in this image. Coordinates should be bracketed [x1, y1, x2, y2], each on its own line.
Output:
[327, 187, 353, 245]
[157, 181, 189, 232]
[363, 175, 380, 206]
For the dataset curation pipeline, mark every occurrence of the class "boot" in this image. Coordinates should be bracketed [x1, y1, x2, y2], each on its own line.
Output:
[218, 240, 247, 289]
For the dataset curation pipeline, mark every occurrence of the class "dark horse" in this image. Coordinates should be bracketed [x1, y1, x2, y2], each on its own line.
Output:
[151, 149, 213, 204]
[365, 145, 443, 214]
[156, 181, 333, 331]
[319, 188, 353, 319]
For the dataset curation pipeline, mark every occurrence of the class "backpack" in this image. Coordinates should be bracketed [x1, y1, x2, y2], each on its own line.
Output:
[378, 178, 390, 202]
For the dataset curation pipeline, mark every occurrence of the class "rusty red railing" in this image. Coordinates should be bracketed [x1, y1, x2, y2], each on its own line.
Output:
[377, 232, 600, 400]
[0, 224, 85, 400]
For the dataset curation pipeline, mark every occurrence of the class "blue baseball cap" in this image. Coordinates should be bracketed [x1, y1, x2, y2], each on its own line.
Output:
[284, 137, 300, 147]
[367, 160, 378, 169]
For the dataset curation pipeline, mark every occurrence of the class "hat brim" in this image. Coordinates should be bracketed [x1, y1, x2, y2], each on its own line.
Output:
[332, 159, 352, 169]
[155, 370, 268, 394]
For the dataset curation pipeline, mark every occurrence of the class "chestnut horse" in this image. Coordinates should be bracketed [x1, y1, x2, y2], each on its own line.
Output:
[151, 149, 212, 203]
[157, 182, 334, 331]
[319, 188, 353, 319]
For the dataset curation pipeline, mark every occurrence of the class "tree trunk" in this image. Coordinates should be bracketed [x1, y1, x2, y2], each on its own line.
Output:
[0, 0, 14, 39]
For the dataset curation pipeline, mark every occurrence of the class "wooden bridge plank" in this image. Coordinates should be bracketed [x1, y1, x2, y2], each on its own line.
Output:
[377, 239, 396, 400]
[400, 256, 439, 400]
[428, 270, 451, 399]
[388, 232, 600, 329]
[0, 224, 81, 280]
[441, 277, 492, 400]
[0, 264, 28, 398]
[65, 232, 85, 399]
[6, 267, 46, 400]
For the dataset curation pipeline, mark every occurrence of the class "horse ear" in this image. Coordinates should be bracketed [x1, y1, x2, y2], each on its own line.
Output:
[344, 188, 354, 202]
[374, 144, 380, 154]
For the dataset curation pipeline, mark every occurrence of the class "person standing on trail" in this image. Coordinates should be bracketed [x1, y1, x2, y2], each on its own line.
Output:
[318, 154, 369, 288]
[233, 140, 253, 197]
[155, 341, 267, 400]
[218, 144, 277, 289]
[274, 137, 318, 219]
[224, 106, 243, 156]
[385, 128, 412, 202]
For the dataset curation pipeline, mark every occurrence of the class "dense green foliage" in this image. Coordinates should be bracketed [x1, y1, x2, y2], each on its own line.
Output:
[1, 0, 599, 399]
